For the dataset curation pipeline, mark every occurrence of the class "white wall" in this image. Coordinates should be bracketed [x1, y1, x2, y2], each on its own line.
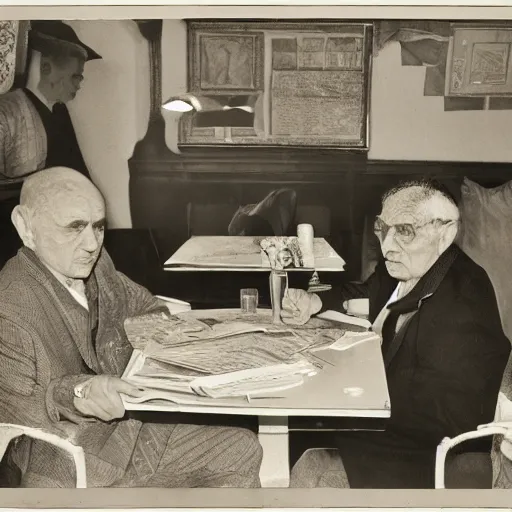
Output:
[368, 42, 512, 163]
[161, 19, 188, 154]
[66, 20, 150, 229]
[69, 22, 512, 228]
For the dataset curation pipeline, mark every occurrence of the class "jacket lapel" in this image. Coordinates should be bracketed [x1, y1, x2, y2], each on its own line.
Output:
[20, 248, 101, 373]
[90, 251, 133, 376]
[382, 245, 460, 368]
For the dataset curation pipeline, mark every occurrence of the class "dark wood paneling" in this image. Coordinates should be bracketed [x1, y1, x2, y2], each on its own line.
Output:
[128, 140, 512, 283]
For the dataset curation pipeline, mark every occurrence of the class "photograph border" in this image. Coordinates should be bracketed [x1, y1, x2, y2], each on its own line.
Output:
[1, 1, 512, 510]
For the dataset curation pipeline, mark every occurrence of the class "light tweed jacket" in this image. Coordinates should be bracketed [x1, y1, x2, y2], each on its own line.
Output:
[0, 247, 163, 486]
[0, 247, 262, 488]
[0, 89, 48, 179]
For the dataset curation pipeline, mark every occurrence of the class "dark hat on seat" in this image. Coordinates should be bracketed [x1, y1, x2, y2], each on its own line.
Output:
[28, 20, 102, 61]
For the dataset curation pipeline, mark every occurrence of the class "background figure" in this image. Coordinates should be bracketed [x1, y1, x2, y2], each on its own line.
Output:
[0, 20, 101, 267]
[228, 188, 297, 236]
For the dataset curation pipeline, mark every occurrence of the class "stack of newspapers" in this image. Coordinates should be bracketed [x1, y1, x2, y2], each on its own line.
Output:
[122, 310, 353, 403]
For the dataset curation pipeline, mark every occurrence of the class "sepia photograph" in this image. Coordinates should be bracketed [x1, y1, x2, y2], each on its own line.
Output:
[0, 1, 512, 510]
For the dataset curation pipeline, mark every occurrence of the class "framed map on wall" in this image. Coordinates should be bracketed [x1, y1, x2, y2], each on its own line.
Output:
[179, 21, 373, 149]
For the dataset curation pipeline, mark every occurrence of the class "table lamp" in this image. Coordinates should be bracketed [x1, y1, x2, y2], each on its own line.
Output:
[162, 93, 257, 114]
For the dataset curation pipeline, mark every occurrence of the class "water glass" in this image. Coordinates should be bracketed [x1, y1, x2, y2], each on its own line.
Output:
[240, 288, 258, 314]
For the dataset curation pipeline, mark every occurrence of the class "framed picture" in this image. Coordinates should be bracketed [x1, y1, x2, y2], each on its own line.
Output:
[180, 21, 372, 149]
[190, 30, 264, 92]
[447, 25, 512, 96]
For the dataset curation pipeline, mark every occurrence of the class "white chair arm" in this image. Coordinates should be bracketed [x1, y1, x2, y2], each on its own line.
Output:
[155, 295, 191, 314]
[435, 424, 509, 489]
[0, 423, 86, 488]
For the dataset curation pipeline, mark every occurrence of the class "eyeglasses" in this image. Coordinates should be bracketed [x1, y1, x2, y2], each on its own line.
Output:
[373, 217, 456, 245]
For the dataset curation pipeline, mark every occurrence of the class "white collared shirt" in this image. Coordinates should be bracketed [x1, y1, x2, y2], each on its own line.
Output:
[372, 283, 401, 338]
[44, 264, 89, 311]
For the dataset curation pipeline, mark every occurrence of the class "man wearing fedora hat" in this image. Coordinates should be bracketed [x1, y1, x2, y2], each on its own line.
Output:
[0, 20, 101, 265]
[0, 20, 101, 180]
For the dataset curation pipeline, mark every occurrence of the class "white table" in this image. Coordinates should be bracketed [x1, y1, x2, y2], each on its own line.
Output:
[123, 309, 390, 487]
[163, 235, 346, 323]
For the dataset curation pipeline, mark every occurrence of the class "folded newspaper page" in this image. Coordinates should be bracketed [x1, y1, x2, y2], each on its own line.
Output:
[123, 310, 350, 401]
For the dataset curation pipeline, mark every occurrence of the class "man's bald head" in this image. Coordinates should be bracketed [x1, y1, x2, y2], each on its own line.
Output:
[20, 167, 103, 220]
[13, 167, 106, 280]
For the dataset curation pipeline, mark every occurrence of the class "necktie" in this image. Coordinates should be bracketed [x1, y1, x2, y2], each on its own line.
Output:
[381, 311, 399, 356]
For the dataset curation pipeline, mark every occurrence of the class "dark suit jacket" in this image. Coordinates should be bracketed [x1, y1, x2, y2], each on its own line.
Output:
[23, 89, 90, 179]
[336, 245, 511, 488]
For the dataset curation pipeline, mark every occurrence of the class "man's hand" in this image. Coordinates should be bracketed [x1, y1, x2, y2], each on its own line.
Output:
[73, 375, 144, 422]
[343, 298, 370, 318]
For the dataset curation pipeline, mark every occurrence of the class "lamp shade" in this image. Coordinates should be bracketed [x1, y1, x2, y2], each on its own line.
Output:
[162, 93, 258, 113]
[162, 99, 194, 112]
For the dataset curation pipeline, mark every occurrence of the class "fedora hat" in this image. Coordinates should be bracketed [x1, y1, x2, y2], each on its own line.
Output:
[29, 20, 102, 61]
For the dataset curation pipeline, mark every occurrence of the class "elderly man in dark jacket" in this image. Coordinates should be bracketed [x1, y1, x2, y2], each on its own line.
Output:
[0, 167, 262, 488]
[294, 179, 510, 489]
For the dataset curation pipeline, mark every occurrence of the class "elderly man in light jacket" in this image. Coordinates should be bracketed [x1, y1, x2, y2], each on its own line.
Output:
[0, 167, 263, 488]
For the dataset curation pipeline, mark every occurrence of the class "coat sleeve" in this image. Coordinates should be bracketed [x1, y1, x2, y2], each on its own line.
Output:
[0, 316, 93, 430]
[97, 248, 161, 318]
[116, 270, 163, 318]
[388, 310, 511, 448]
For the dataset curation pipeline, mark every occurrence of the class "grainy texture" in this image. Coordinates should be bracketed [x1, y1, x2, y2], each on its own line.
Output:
[0, 247, 262, 488]
[0, 89, 47, 178]
[334, 245, 511, 488]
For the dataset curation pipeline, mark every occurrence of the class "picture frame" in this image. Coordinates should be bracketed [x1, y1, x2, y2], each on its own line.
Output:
[189, 26, 264, 92]
[447, 25, 512, 96]
[180, 21, 372, 149]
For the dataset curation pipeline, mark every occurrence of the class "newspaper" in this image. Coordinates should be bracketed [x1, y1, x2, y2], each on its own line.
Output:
[122, 309, 349, 400]
[163, 236, 345, 272]
[124, 310, 297, 350]
[124, 350, 318, 401]
[143, 329, 334, 374]
[316, 309, 372, 330]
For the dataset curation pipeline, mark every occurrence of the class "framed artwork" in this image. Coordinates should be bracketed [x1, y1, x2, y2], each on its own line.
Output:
[191, 31, 263, 92]
[447, 25, 512, 96]
[180, 21, 372, 149]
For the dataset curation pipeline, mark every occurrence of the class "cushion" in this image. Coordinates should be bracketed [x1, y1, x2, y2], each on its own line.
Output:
[456, 177, 512, 488]
[458, 177, 512, 342]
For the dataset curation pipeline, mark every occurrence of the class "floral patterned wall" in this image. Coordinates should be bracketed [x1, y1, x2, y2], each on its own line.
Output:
[0, 20, 29, 94]
[0, 21, 19, 94]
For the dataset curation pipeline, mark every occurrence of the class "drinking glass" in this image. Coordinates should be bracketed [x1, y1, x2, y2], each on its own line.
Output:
[240, 288, 258, 313]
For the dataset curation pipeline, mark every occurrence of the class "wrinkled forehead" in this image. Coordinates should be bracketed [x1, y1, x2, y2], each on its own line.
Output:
[380, 187, 430, 224]
[45, 188, 105, 223]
